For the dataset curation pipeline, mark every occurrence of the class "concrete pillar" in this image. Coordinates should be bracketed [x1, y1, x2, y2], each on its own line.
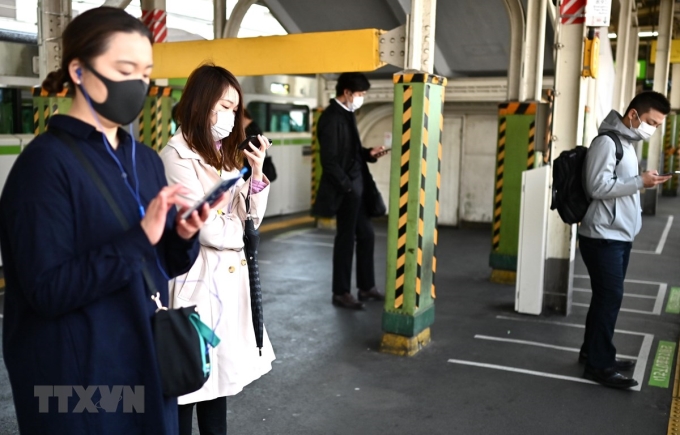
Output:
[543, 21, 586, 314]
[380, 0, 444, 356]
[626, 33, 639, 107]
[643, 0, 674, 215]
[613, 0, 633, 114]
[671, 64, 680, 110]
[37, 0, 71, 81]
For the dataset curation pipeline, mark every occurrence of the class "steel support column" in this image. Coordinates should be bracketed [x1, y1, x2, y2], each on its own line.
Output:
[626, 30, 639, 107]
[102, 0, 132, 7]
[490, 0, 545, 283]
[503, 0, 525, 100]
[519, 0, 547, 101]
[613, 0, 633, 114]
[543, 20, 586, 315]
[37, 0, 71, 81]
[214, 0, 227, 40]
[223, 0, 257, 38]
[141, 0, 167, 43]
[643, 0, 674, 215]
[380, 0, 444, 356]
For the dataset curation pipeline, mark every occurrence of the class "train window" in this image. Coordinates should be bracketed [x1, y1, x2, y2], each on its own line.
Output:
[246, 101, 309, 133]
[0, 88, 31, 134]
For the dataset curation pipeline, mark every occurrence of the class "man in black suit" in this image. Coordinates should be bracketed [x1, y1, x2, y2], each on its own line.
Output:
[312, 72, 389, 309]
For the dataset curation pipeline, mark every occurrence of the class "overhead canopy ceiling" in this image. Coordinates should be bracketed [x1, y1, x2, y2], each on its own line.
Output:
[263, 0, 555, 78]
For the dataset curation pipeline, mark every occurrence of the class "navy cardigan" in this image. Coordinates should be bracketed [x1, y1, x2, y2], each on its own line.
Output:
[0, 115, 199, 435]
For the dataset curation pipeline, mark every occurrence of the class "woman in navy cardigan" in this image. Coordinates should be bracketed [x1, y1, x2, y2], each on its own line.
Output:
[0, 7, 213, 434]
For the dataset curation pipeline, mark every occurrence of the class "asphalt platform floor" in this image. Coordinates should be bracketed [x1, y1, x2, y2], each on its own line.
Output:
[0, 197, 679, 435]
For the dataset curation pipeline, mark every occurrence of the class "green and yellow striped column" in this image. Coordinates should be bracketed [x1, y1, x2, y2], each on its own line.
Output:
[380, 72, 446, 357]
[138, 86, 173, 152]
[662, 113, 679, 197]
[489, 101, 539, 284]
[31, 87, 74, 134]
[311, 108, 324, 207]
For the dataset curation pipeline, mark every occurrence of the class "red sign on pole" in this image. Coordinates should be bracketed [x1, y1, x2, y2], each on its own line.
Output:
[560, 0, 586, 24]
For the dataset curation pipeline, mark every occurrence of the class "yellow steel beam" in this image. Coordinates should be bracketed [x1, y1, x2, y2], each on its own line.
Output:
[151, 29, 385, 79]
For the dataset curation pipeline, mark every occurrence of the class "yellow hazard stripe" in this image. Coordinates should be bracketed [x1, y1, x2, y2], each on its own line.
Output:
[492, 111, 506, 252]
[395, 85, 412, 310]
[393, 73, 448, 86]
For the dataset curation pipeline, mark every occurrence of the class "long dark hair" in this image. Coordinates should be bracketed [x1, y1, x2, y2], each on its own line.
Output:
[175, 64, 245, 171]
[41, 7, 153, 93]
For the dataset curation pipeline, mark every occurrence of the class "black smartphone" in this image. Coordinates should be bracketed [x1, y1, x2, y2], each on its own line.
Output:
[659, 171, 680, 176]
[238, 135, 273, 151]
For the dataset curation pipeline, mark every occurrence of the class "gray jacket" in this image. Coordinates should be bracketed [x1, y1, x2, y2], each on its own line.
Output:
[578, 110, 645, 242]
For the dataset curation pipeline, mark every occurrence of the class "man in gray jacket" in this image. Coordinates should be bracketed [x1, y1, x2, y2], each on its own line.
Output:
[579, 91, 672, 389]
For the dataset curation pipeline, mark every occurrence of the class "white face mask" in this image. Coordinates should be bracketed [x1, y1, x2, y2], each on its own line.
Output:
[632, 111, 656, 141]
[350, 95, 364, 111]
[211, 110, 235, 141]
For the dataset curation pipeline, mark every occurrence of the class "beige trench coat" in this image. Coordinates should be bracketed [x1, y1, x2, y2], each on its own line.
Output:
[159, 130, 275, 405]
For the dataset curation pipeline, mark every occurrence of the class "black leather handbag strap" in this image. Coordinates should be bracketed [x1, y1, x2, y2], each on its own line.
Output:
[50, 128, 160, 298]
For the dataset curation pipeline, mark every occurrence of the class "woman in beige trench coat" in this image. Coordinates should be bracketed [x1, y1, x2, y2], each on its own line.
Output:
[159, 64, 275, 435]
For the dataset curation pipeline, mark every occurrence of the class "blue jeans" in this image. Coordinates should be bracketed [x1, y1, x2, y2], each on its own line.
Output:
[578, 236, 632, 370]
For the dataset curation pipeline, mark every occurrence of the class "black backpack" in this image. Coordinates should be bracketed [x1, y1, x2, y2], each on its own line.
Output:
[550, 131, 623, 224]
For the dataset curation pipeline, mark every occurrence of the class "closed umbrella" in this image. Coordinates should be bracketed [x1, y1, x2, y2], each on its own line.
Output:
[243, 212, 264, 356]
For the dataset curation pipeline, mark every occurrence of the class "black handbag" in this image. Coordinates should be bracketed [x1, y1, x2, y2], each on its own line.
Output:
[263, 155, 277, 182]
[362, 166, 386, 217]
[51, 128, 219, 397]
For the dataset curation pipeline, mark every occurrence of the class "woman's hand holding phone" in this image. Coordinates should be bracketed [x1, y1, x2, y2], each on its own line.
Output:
[242, 135, 269, 181]
[142, 184, 208, 244]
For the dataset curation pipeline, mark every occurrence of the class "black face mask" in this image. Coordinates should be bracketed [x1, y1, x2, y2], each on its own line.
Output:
[81, 64, 149, 125]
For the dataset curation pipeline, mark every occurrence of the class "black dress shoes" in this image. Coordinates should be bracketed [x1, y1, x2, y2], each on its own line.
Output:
[358, 287, 385, 302]
[583, 367, 638, 389]
[332, 293, 365, 310]
[578, 353, 636, 370]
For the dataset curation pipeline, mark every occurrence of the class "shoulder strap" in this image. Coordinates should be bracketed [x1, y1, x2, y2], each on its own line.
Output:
[599, 131, 624, 166]
[50, 128, 159, 297]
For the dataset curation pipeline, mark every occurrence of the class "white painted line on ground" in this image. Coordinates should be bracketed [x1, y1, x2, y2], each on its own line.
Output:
[632, 333, 654, 391]
[474, 335, 638, 360]
[273, 240, 334, 248]
[572, 288, 657, 300]
[627, 215, 674, 254]
[572, 302, 657, 316]
[574, 275, 666, 286]
[656, 215, 674, 254]
[495, 315, 648, 337]
[573, 282, 667, 315]
[653, 284, 668, 315]
[447, 359, 600, 387]
[493, 316, 651, 391]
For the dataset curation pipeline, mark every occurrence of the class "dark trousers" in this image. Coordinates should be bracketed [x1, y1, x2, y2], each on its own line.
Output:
[332, 175, 376, 295]
[578, 236, 632, 370]
[178, 397, 227, 435]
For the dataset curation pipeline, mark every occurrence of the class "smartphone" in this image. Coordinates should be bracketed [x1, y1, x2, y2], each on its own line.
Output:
[180, 167, 248, 220]
[238, 135, 273, 151]
[659, 171, 680, 176]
